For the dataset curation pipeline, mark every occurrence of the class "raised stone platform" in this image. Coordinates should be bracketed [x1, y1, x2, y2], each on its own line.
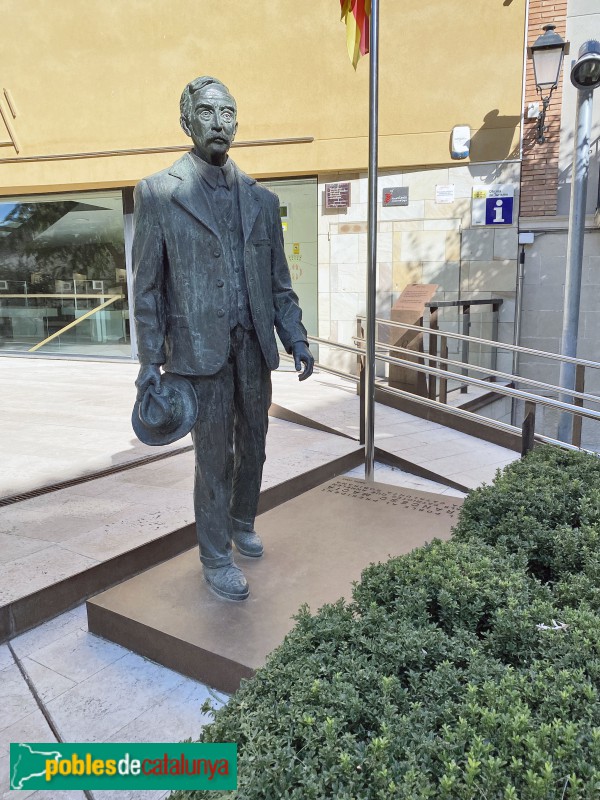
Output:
[87, 477, 463, 693]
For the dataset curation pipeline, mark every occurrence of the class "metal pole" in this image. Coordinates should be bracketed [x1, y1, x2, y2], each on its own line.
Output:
[511, 245, 525, 426]
[364, 0, 379, 482]
[557, 88, 594, 443]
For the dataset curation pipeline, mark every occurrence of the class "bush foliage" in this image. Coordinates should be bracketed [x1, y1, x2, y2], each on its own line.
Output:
[172, 446, 600, 800]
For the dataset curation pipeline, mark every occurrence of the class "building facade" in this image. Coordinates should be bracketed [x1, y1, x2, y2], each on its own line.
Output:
[0, 0, 526, 374]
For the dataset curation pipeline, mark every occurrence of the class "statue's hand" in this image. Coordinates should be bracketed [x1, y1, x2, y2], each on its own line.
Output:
[135, 364, 162, 400]
[292, 341, 314, 382]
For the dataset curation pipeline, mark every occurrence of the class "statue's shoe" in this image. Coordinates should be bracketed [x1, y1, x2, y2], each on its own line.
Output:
[203, 563, 249, 601]
[232, 529, 264, 558]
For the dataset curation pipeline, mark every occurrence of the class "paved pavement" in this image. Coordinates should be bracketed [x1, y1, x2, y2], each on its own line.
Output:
[0, 355, 519, 800]
[271, 368, 518, 489]
[1, 602, 225, 800]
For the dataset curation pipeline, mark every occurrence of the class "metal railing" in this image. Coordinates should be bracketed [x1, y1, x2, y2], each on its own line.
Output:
[353, 315, 600, 450]
[425, 297, 504, 390]
[298, 323, 600, 458]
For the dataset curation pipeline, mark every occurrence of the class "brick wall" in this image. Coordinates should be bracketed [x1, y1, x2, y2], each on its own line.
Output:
[520, 0, 567, 217]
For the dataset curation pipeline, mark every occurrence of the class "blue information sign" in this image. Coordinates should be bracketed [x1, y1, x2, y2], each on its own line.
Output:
[485, 197, 513, 225]
[472, 184, 515, 226]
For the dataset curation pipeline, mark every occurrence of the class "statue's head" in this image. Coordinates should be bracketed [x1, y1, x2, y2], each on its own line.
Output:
[180, 76, 238, 166]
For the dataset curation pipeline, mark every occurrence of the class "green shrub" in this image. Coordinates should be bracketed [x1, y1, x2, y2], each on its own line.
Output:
[454, 445, 600, 584]
[354, 539, 545, 637]
[170, 445, 600, 800]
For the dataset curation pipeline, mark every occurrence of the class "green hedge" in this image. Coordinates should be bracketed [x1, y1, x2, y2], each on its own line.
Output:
[172, 446, 600, 800]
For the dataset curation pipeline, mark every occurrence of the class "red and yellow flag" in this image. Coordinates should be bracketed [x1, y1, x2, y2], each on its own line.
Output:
[340, 0, 370, 69]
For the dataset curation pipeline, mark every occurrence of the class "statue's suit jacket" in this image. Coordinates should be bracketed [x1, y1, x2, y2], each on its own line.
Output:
[132, 152, 307, 376]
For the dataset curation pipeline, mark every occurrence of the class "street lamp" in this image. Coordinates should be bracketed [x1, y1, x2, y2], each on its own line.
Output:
[529, 24, 568, 144]
[557, 40, 600, 444]
[570, 40, 600, 91]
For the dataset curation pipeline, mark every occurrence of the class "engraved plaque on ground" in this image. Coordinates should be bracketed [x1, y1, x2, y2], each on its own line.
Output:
[323, 477, 460, 519]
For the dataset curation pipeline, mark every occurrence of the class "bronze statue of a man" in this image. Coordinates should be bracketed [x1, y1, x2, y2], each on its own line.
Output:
[132, 76, 313, 601]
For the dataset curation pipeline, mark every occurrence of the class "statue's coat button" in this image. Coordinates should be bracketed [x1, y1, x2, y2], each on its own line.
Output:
[213, 249, 221, 258]
[217, 309, 225, 317]
[216, 279, 224, 288]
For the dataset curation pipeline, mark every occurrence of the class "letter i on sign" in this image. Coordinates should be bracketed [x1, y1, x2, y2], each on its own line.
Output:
[493, 200, 504, 223]
[484, 193, 513, 225]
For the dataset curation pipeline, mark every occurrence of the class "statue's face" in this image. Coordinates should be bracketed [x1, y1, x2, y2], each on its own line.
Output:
[183, 85, 238, 166]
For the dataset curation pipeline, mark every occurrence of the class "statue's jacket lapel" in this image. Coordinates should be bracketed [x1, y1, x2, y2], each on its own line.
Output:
[169, 153, 262, 243]
[140, 152, 280, 375]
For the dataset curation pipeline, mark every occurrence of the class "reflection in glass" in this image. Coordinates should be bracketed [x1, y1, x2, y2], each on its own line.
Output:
[0, 190, 130, 357]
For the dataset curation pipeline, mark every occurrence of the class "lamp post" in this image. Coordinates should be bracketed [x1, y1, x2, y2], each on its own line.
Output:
[557, 40, 600, 443]
[529, 25, 568, 144]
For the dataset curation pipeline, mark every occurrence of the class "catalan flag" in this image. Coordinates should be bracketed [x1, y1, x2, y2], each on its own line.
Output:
[340, 0, 371, 69]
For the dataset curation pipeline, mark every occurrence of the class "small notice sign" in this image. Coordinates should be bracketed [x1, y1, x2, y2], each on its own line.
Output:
[325, 182, 351, 209]
[394, 283, 439, 312]
[435, 184, 455, 204]
[472, 185, 515, 226]
[382, 187, 409, 207]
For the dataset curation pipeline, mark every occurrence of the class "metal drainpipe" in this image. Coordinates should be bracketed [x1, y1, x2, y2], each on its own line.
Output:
[511, 244, 526, 426]
[557, 87, 595, 442]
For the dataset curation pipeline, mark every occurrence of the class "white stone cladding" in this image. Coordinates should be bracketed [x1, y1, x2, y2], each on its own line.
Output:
[316, 161, 521, 378]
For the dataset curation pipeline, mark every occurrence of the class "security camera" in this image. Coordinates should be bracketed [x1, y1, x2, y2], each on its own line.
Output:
[571, 40, 600, 91]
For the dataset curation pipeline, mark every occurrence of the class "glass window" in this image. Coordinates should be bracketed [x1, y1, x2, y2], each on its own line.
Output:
[0, 190, 130, 357]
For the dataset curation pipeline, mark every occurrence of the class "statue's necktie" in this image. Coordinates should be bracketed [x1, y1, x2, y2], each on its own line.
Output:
[214, 170, 232, 228]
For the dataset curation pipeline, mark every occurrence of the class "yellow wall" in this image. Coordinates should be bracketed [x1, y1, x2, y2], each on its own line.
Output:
[0, 0, 525, 194]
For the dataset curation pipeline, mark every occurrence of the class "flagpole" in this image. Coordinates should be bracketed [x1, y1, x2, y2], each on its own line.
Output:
[365, 0, 379, 482]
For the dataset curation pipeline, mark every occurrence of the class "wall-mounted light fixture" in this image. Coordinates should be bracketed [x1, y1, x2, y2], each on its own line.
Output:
[529, 24, 568, 144]
[570, 39, 600, 91]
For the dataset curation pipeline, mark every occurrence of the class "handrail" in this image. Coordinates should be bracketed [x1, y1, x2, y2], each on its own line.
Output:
[27, 295, 122, 353]
[308, 335, 600, 424]
[0, 294, 120, 299]
[290, 343, 590, 455]
[357, 315, 600, 370]
[280, 353, 359, 386]
[425, 298, 504, 308]
[372, 377, 585, 454]
[351, 336, 600, 406]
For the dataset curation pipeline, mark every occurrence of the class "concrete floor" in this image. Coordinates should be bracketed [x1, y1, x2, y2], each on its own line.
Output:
[0, 358, 484, 613]
[0, 417, 360, 608]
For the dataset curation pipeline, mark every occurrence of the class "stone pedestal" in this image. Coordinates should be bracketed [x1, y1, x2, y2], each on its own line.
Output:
[88, 477, 462, 693]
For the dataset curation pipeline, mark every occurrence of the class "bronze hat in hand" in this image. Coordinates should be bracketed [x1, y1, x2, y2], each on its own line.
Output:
[132, 373, 198, 446]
